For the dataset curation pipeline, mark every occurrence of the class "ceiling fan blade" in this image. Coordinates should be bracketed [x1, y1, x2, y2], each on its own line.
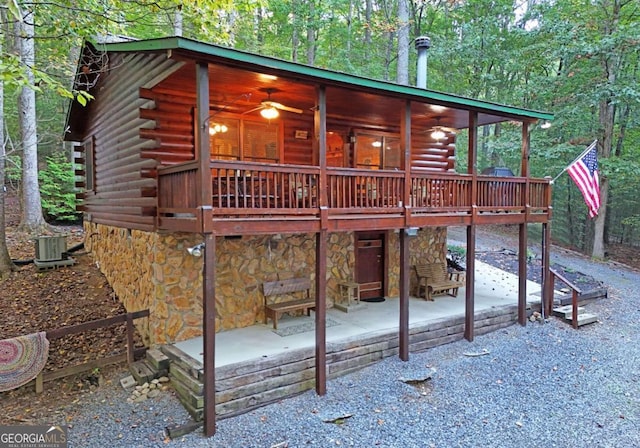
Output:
[277, 104, 303, 114]
[265, 101, 303, 114]
[242, 105, 264, 115]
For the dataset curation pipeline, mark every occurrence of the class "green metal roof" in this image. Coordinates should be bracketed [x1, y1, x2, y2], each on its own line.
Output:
[97, 36, 553, 122]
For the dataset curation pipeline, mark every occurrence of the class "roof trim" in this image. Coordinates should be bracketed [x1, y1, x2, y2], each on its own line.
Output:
[96, 37, 553, 122]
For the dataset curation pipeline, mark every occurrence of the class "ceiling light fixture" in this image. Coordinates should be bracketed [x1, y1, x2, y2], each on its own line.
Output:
[540, 121, 551, 129]
[431, 129, 446, 140]
[209, 123, 228, 135]
[260, 106, 279, 120]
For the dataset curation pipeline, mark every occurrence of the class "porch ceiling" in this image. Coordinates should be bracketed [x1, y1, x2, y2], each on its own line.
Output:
[155, 62, 525, 131]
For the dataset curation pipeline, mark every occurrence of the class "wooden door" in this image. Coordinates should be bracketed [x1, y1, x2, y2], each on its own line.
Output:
[356, 232, 385, 299]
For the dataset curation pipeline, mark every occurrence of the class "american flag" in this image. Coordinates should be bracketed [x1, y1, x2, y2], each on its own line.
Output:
[567, 141, 600, 218]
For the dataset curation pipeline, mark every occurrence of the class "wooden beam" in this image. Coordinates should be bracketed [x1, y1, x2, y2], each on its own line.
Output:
[543, 222, 552, 316]
[399, 230, 410, 361]
[196, 62, 213, 232]
[465, 225, 476, 341]
[203, 233, 216, 437]
[518, 223, 528, 326]
[518, 123, 530, 326]
[465, 111, 478, 342]
[315, 85, 329, 230]
[399, 100, 411, 360]
[315, 230, 327, 395]
[402, 100, 411, 222]
[45, 310, 149, 339]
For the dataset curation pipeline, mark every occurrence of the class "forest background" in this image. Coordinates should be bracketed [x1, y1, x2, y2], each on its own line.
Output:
[0, 0, 638, 272]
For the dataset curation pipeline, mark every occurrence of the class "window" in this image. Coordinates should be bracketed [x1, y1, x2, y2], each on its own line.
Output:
[208, 113, 281, 163]
[210, 118, 240, 160]
[82, 136, 95, 191]
[242, 121, 279, 162]
[354, 131, 401, 170]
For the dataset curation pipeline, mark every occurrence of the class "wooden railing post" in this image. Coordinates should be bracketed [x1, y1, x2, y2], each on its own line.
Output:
[126, 312, 135, 365]
[548, 270, 556, 316]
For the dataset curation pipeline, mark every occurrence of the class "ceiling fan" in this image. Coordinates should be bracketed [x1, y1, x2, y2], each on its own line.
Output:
[243, 88, 303, 119]
[427, 117, 457, 140]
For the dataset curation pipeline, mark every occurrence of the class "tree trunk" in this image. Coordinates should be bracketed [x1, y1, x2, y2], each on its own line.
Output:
[592, 177, 608, 258]
[0, 12, 17, 279]
[592, 0, 621, 259]
[306, 1, 316, 65]
[174, 5, 183, 36]
[17, 5, 46, 233]
[291, 0, 299, 62]
[396, 0, 410, 85]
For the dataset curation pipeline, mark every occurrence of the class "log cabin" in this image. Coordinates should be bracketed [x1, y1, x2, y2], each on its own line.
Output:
[65, 37, 553, 435]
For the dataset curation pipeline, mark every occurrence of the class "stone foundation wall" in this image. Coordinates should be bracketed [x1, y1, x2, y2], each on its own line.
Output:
[409, 227, 448, 295]
[386, 227, 447, 297]
[85, 223, 444, 346]
[84, 222, 156, 345]
[85, 225, 356, 346]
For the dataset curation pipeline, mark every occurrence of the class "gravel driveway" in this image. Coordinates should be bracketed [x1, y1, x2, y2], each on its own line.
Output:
[60, 227, 640, 447]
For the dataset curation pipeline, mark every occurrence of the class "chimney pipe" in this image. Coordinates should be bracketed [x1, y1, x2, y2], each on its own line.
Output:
[415, 36, 431, 89]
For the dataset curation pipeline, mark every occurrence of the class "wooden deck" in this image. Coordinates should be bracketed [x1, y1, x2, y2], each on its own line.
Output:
[157, 160, 551, 235]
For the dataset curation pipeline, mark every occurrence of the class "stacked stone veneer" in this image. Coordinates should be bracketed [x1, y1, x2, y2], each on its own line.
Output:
[85, 222, 445, 346]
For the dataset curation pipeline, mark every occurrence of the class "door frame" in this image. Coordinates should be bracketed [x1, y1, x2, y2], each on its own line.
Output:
[354, 231, 387, 298]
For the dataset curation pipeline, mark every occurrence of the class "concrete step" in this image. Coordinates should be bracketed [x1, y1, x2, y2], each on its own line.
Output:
[553, 305, 585, 320]
[568, 312, 598, 327]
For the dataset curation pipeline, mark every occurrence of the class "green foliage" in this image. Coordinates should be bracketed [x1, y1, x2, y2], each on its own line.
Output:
[38, 152, 79, 222]
[447, 245, 466, 257]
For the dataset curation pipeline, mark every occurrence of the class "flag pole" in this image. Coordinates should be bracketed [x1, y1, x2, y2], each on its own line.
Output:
[550, 140, 597, 184]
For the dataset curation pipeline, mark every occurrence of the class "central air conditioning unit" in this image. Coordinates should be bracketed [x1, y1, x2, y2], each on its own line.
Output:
[35, 236, 67, 262]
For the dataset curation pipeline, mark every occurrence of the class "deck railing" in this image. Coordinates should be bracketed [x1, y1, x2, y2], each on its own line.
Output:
[327, 168, 404, 213]
[477, 175, 525, 210]
[157, 160, 551, 223]
[410, 172, 473, 212]
[210, 160, 320, 215]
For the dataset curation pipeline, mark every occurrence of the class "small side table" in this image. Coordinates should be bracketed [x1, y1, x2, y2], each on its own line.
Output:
[335, 281, 362, 312]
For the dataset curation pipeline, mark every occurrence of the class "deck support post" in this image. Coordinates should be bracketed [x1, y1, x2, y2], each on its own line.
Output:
[399, 229, 410, 361]
[518, 224, 528, 325]
[398, 99, 411, 360]
[202, 233, 216, 437]
[518, 122, 530, 326]
[195, 62, 213, 232]
[315, 230, 327, 395]
[464, 226, 476, 341]
[464, 111, 478, 342]
[542, 221, 552, 316]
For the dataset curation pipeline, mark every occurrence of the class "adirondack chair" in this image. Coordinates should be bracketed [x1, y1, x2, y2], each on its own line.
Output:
[414, 262, 464, 301]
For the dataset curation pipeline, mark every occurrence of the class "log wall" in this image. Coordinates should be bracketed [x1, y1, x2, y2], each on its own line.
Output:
[76, 53, 185, 231]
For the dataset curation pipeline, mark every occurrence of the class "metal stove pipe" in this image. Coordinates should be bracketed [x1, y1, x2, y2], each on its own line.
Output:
[415, 36, 431, 88]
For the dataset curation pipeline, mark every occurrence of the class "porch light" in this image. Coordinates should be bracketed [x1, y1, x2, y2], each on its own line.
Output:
[540, 121, 551, 129]
[187, 242, 205, 257]
[404, 227, 419, 236]
[431, 129, 446, 141]
[260, 106, 279, 120]
[209, 123, 228, 135]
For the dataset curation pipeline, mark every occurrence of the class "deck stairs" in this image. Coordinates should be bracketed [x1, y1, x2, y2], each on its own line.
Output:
[548, 268, 605, 329]
[552, 304, 598, 327]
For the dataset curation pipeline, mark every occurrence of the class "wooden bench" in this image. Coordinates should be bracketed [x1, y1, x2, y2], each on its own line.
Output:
[415, 263, 464, 301]
[262, 278, 316, 330]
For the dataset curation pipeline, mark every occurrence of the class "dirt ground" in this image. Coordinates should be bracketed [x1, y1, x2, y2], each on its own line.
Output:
[0, 191, 143, 424]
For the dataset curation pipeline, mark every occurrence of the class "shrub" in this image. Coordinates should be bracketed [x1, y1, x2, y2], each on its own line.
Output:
[39, 152, 79, 222]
